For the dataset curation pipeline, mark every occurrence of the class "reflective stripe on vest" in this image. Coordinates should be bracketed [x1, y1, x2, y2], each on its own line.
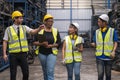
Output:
[35, 27, 58, 55]
[65, 36, 82, 63]
[95, 28, 114, 56]
[8, 25, 28, 53]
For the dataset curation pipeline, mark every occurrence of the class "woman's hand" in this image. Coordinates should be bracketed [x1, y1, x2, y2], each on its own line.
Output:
[42, 41, 48, 47]
[33, 41, 48, 47]
[61, 59, 65, 65]
[46, 44, 53, 48]
[46, 44, 58, 48]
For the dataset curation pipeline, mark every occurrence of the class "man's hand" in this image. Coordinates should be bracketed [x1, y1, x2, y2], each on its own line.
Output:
[110, 51, 116, 59]
[3, 54, 8, 62]
[39, 24, 45, 30]
[30, 24, 45, 35]
[91, 43, 96, 47]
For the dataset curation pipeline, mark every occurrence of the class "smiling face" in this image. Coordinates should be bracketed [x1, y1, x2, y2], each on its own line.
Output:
[14, 16, 23, 25]
[44, 18, 54, 28]
[68, 24, 78, 35]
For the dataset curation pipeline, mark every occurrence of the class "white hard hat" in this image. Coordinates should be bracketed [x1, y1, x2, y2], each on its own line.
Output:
[99, 14, 109, 22]
[72, 22, 79, 29]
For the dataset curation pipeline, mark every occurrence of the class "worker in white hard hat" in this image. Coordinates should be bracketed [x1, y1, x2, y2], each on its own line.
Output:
[62, 22, 84, 80]
[3, 10, 43, 80]
[91, 14, 118, 80]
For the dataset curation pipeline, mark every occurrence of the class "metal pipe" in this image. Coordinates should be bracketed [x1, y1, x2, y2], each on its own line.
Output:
[49, 0, 50, 9]
[108, 0, 110, 9]
[70, 0, 72, 23]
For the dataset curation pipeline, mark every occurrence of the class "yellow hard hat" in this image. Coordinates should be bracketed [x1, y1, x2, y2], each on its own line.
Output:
[43, 14, 53, 22]
[12, 11, 23, 19]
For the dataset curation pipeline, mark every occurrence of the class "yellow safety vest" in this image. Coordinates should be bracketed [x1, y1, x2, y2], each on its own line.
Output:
[35, 27, 58, 55]
[64, 36, 82, 63]
[95, 28, 114, 56]
[8, 25, 29, 53]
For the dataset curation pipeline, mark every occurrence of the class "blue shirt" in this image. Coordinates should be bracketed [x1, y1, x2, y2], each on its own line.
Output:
[93, 28, 118, 60]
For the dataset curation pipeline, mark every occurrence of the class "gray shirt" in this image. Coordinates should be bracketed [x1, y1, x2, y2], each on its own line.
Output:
[3, 24, 33, 41]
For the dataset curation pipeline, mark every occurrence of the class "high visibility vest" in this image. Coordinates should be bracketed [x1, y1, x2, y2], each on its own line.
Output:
[35, 27, 58, 55]
[95, 28, 114, 56]
[64, 36, 82, 63]
[8, 25, 29, 53]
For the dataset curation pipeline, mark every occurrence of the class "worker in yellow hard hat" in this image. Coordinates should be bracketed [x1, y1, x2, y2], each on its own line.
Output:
[3, 10, 43, 80]
[33, 14, 61, 80]
[11, 10, 23, 19]
[43, 14, 53, 22]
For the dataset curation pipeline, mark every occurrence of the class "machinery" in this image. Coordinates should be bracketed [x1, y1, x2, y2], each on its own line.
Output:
[109, 2, 120, 71]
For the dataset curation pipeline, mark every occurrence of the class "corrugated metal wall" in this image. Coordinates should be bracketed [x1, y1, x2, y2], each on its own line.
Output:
[46, 0, 116, 39]
[47, 0, 91, 8]
[47, 8, 92, 39]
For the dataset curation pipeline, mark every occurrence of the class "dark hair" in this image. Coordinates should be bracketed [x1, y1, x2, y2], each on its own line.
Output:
[71, 24, 78, 29]
[99, 18, 107, 23]
[75, 31, 78, 35]
[14, 17, 19, 19]
[12, 16, 20, 22]
[13, 16, 22, 22]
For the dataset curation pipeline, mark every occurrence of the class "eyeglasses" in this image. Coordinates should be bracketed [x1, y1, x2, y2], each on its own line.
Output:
[46, 20, 54, 23]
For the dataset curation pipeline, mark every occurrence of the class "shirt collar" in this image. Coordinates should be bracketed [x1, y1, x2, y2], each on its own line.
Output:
[13, 24, 20, 29]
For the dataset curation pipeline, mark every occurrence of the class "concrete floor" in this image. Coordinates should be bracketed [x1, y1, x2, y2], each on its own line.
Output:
[0, 48, 120, 80]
